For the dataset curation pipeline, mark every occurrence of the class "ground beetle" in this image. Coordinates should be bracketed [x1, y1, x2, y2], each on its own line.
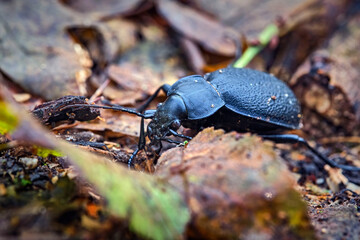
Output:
[64, 67, 360, 171]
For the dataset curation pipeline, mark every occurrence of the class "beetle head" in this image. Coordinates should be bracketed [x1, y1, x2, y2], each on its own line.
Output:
[147, 95, 186, 142]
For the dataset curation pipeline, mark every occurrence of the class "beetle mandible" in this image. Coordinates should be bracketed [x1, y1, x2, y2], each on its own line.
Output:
[64, 67, 360, 171]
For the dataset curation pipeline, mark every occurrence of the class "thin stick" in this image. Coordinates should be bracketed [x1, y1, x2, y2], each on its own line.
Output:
[89, 78, 110, 103]
[320, 136, 360, 145]
[232, 24, 279, 68]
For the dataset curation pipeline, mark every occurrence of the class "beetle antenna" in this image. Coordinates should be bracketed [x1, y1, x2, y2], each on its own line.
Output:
[60, 104, 149, 118]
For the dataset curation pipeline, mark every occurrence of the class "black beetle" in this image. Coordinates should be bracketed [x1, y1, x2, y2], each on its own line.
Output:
[63, 67, 360, 171]
[146, 67, 300, 137]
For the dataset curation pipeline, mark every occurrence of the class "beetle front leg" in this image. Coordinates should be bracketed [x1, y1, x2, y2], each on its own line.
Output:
[128, 149, 139, 168]
[128, 117, 146, 168]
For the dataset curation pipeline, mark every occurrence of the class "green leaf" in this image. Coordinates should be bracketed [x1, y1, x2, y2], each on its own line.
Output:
[0, 101, 19, 134]
[57, 143, 190, 239]
[20, 178, 32, 186]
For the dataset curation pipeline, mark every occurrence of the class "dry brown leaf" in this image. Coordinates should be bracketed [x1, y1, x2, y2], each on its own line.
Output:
[0, 0, 88, 100]
[270, 0, 353, 81]
[104, 38, 187, 104]
[157, 0, 238, 56]
[194, 0, 303, 40]
[60, 0, 148, 18]
[156, 128, 315, 239]
[325, 165, 348, 193]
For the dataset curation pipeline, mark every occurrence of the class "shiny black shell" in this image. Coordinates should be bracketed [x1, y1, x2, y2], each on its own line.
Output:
[169, 67, 301, 132]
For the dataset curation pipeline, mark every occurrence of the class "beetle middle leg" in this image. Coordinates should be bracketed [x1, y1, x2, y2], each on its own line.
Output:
[161, 138, 183, 145]
[169, 129, 192, 140]
[260, 134, 360, 172]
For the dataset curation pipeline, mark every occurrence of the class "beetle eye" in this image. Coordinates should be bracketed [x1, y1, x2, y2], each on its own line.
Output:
[171, 120, 181, 129]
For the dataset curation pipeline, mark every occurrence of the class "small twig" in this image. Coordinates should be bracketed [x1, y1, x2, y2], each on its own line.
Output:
[320, 136, 360, 145]
[89, 78, 110, 103]
[76, 144, 117, 159]
[232, 24, 279, 68]
[52, 122, 79, 131]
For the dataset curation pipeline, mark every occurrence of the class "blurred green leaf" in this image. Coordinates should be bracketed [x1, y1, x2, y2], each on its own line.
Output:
[0, 93, 190, 240]
[233, 24, 279, 68]
[20, 178, 32, 187]
[34, 146, 63, 158]
[0, 101, 19, 134]
[56, 141, 189, 239]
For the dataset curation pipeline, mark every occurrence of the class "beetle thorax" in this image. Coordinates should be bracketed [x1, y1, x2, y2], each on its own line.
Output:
[147, 95, 187, 141]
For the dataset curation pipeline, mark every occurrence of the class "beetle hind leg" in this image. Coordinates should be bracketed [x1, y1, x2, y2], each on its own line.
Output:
[260, 134, 360, 171]
[260, 134, 360, 172]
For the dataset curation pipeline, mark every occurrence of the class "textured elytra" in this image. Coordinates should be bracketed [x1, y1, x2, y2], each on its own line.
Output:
[206, 68, 301, 129]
